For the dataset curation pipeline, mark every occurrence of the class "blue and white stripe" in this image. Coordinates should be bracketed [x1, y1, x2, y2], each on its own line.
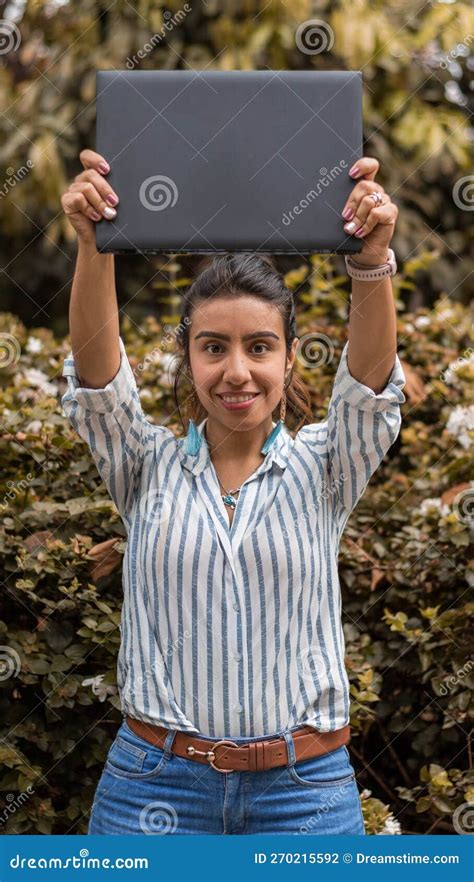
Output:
[62, 336, 406, 738]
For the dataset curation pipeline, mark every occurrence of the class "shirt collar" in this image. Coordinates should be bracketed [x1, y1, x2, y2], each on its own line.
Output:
[176, 417, 292, 476]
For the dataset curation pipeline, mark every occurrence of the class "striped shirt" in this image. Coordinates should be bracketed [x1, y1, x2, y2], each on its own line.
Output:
[61, 336, 406, 738]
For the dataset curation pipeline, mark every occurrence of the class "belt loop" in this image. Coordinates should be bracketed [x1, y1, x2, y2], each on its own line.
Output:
[163, 728, 177, 758]
[282, 729, 296, 769]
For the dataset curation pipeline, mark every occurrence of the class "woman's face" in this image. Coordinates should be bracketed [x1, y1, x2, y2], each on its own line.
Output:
[188, 295, 299, 434]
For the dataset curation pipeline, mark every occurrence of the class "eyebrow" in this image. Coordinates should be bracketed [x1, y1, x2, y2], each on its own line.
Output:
[194, 331, 280, 341]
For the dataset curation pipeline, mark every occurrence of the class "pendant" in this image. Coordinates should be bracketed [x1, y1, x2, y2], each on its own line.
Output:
[222, 494, 238, 509]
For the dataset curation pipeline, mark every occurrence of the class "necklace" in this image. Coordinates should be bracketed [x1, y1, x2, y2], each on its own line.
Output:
[217, 481, 242, 509]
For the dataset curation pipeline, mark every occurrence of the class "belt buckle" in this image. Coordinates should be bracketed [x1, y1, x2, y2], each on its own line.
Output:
[186, 738, 239, 773]
[209, 739, 239, 773]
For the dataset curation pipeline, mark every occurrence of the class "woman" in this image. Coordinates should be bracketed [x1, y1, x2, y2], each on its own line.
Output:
[60, 149, 406, 835]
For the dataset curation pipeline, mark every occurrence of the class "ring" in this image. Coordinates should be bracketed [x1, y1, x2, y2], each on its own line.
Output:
[370, 191, 384, 205]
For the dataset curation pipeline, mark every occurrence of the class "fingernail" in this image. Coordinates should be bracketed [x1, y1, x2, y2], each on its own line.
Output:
[91, 211, 102, 221]
[344, 221, 356, 234]
[342, 207, 354, 220]
[103, 206, 116, 219]
[98, 162, 110, 174]
[349, 166, 360, 177]
[106, 193, 118, 205]
[355, 227, 365, 237]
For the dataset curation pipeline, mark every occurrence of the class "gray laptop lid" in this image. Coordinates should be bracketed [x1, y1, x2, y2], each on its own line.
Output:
[95, 70, 363, 256]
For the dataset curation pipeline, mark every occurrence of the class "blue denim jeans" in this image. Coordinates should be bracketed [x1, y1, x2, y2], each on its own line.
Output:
[88, 719, 366, 835]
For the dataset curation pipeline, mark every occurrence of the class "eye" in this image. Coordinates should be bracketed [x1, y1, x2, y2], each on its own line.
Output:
[203, 342, 271, 355]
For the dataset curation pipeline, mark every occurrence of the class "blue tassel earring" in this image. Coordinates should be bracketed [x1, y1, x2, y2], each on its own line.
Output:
[183, 418, 202, 455]
[261, 371, 290, 454]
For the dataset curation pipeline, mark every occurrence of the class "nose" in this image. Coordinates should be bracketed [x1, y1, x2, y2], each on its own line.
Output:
[221, 352, 253, 385]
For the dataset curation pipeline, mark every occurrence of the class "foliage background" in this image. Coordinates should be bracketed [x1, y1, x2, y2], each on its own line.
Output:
[0, 0, 473, 835]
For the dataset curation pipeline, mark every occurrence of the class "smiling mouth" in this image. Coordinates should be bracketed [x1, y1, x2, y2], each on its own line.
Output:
[217, 393, 261, 401]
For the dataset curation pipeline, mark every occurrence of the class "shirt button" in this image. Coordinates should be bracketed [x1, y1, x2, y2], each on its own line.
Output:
[235, 652, 242, 662]
[235, 703, 243, 713]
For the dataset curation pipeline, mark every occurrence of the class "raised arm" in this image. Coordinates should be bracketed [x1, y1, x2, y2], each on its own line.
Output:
[61, 148, 121, 387]
[327, 155, 406, 534]
[60, 150, 158, 524]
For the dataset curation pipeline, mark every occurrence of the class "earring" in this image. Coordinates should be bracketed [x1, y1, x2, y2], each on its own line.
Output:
[261, 371, 291, 454]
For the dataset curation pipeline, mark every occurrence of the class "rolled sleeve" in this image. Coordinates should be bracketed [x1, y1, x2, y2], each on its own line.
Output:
[61, 336, 157, 523]
[327, 341, 406, 529]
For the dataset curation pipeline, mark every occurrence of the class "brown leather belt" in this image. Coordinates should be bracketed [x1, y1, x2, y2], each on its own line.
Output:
[126, 716, 350, 774]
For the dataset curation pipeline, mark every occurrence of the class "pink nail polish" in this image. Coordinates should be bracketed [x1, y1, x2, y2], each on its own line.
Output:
[342, 208, 354, 220]
[98, 162, 110, 174]
[349, 166, 360, 177]
[106, 193, 118, 205]
[355, 227, 365, 236]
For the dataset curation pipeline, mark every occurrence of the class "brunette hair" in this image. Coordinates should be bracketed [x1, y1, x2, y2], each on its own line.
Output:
[172, 252, 314, 436]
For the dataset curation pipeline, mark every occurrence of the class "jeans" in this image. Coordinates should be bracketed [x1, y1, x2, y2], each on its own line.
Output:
[88, 719, 366, 835]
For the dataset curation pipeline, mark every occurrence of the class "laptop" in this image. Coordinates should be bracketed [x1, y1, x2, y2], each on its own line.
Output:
[95, 70, 363, 256]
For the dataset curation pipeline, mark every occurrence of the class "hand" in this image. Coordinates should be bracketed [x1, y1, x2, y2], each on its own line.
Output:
[341, 156, 398, 265]
[60, 149, 119, 248]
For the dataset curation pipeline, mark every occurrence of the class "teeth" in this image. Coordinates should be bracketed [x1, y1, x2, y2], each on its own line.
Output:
[221, 394, 257, 403]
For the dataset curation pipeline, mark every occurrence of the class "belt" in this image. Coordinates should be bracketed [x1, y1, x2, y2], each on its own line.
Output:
[126, 716, 350, 774]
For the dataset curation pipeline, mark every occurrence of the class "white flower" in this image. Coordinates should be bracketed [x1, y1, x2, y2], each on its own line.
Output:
[414, 315, 431, 328]
[16, 368, 58, 396]
[446, 405, 474, 450]
[82, 674, 117, 702]
[419, 498, 450, 517]
[26, 336, 43, 353]
[138, 388, 153, 400]
[378, 814, 402, 834]
[25, 420, 42, 434]
[437, 307, 455, 322]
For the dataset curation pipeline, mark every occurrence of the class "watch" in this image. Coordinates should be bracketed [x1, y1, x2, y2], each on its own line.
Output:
[345, 247, 397, 281]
